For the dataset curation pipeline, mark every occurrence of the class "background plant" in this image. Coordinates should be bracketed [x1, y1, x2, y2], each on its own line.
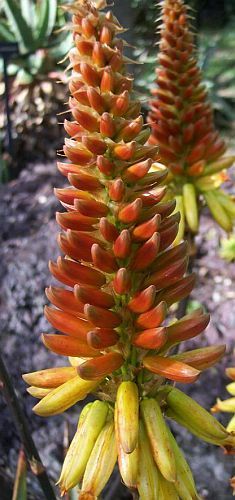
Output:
[147, 0, 235, 242]
[0, 0, 72, 172]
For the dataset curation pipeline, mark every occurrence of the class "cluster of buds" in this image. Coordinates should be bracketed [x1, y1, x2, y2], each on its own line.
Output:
[148, 0, 235, 239]
[23, 1, 234, 498]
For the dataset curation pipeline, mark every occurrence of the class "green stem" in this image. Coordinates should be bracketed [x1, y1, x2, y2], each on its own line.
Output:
[0, 353, 57, 500]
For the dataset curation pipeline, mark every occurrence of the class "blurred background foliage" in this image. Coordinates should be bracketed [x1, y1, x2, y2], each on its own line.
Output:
[0, 0, 235, 178]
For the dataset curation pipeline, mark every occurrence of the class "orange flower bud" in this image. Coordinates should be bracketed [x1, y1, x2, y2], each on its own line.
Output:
[78, 353, 124, 380]
[75, 198, 108, 217]
[81, 17, 96, 38]
[44, 306, 92, 340]
[92, 41, 106, 67]
[91, 243, 118, 273]
[143, 355, 200, 383]
[132, 215, 161, 241]
[87, 328, 118, 349]
[111, 90, 130, 116]
[113, 268, 131, 295]
[113, 141, 136, 161]
[128, 286, 156, 314]
[97, 155, 113, 175]
[113, 229, 131, 259]
[45, 287, 85, 317]
[99, 217, 119, 242]
[136, 301, 167, 329]
[80, 62, 100, 87]
[118, 198, 142, 223]
[42, 334, 100, 358]
[84, 304, 122, 328]
[124, 158, 152, 182]
[109, 178, 125, 202]
[174, 345, 226, 371]
[131, 233, 160, 271]
[68, 171, 102, 191]
[100, 112, 116, 137]
[87, 87, 105, 114]
[132, 327, 167, 350]
[82, 135, 107, 155]
[100, 68, 114, 92]
[74, 284, 114, 309]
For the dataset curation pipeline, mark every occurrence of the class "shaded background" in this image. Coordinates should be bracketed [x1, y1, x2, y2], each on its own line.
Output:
[0, 0, 235, 498]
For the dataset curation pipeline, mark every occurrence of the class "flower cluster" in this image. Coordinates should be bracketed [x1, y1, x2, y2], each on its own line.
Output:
[148, 0, 235, 238]
[23, 1, 234, 498]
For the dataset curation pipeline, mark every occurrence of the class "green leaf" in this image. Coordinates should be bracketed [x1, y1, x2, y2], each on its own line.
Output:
[20, 0, 35, 27]
[2, 0, 36, 53]
[36, 0, 57, 45]
[0, 19, 15, 42]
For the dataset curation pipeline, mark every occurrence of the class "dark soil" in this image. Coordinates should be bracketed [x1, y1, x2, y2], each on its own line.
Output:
[0, 162, 234, 499]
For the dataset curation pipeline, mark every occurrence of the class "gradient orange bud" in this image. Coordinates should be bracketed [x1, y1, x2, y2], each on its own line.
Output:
[23, 367, 78, 389]
[132, 214, 161, 241]
[113, 268, 131, 295]
[99, 217, 119, 242]
[92, 42, 106, 67]
[45, 287, 85, 317]
[128, 286, 156, 314]
[100, 112, 116, 137]
[97, 155, 113, 175]
[78, 353, 124, 380]
[111, 90, 130, 116]
[131, 233, 160, 271]
[109, 179, 125, 202]
[80, 62, 100, 87]
[42, 334, 100, 358]
[136, 301, 167, 329]
[91, 243, 118, 273]
[143, 355, 200, 383]
[87, 87, 105, 114]
[87, 328, 119, 349]
[155, 274, 196, 306]
[57, 257, 106, 287]
[84, 303, 122, 328]
[113, 141, 136, 161]
[74, 284, 114, 310]
[113, 230, 131, 259]
[68, 171, 102, 191]
[100, 68, 114, 92]
[118, 198, 142, 223]
[174, 345, 226, 370]
[44, 306, 92, 340]
[125, 159, 153, 182]
[132, 327, 167, 350]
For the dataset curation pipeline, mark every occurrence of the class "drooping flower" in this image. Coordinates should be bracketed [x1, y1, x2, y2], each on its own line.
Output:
[23, 1, 234, 498]
[148, 0, 235, 238]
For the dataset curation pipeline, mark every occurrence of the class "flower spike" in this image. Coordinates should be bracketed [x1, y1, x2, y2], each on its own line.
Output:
[148, 0, 235, 236]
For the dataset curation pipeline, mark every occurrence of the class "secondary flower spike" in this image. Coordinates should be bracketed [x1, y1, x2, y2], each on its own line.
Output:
[148, 0, 235, 237]
[23, 1, 234, 498]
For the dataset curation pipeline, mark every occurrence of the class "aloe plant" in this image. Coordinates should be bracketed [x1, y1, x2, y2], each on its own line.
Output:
[22, 1, 235, 498]
[0, 0, 72, 84]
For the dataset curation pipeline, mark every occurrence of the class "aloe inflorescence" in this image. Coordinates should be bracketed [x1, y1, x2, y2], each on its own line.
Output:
[148, 0, 235, 239]
[23, 1, 234, 498]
